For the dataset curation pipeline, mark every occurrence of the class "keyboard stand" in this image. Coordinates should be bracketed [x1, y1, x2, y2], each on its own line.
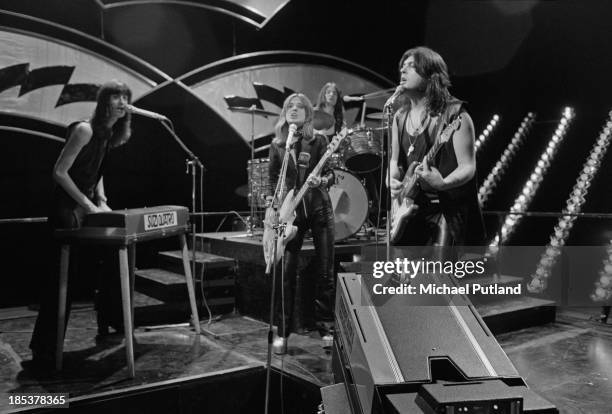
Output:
[54, 225, 200, 378]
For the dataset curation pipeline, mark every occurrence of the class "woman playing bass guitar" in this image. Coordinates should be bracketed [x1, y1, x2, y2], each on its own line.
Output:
[267, 93, 336, 354]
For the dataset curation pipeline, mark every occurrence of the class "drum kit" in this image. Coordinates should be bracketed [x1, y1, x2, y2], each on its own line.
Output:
[231, 89, 392, 241]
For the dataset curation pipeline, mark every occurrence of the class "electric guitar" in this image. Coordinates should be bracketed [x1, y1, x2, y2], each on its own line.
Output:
[263, 128, 351, 272]
[389, 115, 463, 244]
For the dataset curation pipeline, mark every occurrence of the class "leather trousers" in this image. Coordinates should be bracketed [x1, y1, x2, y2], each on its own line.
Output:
[276, 205, 335, 338]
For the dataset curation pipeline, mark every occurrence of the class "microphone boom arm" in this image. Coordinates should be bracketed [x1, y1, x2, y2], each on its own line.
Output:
[159, 120, 205, 170]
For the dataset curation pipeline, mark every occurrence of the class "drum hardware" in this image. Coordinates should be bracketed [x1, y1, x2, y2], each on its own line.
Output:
[343, 87, 394, 133]
[327, 153, 346, 170]
[227, 106, 279, 117]
[228, 105, 279, 235]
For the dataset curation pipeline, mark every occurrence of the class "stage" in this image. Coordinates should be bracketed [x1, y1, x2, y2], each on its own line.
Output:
[1, 305, 611, 413]
[0, 228, 608, 413]
[0, 307, 328, 413]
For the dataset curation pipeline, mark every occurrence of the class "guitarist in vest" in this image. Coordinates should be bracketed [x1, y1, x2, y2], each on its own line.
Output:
[389, 47, 485, 252]
[268, 93, 336, 354]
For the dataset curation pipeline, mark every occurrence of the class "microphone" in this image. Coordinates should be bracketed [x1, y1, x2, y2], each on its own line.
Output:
[384, 85, 405, 108]
[343, 95, 364, 103]
[126, 104, 168, 121]
[285, 123, 298, 150]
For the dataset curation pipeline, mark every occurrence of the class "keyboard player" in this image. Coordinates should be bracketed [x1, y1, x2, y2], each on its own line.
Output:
[27, 80, 134, 373]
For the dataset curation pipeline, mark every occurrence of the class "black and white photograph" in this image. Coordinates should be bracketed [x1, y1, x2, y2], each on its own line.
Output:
[1, 1, 611, 413]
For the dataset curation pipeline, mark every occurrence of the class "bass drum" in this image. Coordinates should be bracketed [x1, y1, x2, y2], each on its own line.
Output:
[329, 169, 369, 241]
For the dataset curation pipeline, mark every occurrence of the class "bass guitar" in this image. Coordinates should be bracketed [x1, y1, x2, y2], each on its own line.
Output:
[263, 128, 351, 272]
[389, 115, 463, 244]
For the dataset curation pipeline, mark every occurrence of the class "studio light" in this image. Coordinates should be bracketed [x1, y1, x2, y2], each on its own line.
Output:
[529, 109, 612, 293]
[478, 112, 535, 206]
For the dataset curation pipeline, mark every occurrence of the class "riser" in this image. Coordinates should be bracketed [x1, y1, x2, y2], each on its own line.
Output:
[136, 280, 235, 305]
[134, 300, 235, 326]
[158, 257, 237, 277]
[158, 250, 236, 269]
[135, 269, 236, 288]
[481, 304, 556, 335]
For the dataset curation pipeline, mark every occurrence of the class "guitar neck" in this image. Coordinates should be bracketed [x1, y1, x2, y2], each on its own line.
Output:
[400, 115, 461, 190]
[423, 139, 445, 165]
[288, 149, 331, 212]
[400, 139, 443, 189]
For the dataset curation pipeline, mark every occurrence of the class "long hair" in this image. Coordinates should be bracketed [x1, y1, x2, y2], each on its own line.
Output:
[398, 46, 452, 116]
[273, 93, 315, 144]
[91, 80, 132, 147]
[315, 82, 345, 133]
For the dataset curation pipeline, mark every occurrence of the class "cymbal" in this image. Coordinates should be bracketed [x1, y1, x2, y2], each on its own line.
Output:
[366, 112, 386, 120]
[228, 106, 279, 117]
[351, 124, 388, 133]
[313, 109, 335, 130]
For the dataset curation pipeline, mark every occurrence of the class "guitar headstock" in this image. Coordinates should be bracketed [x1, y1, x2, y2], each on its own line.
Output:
[439, 114, 462, 144]
[327, 127, 352, 154]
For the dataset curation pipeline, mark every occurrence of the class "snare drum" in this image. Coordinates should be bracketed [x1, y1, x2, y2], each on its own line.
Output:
[329, 169, 369, 241]
[247, 158, 271, 208]
[343, 128, 382, 173]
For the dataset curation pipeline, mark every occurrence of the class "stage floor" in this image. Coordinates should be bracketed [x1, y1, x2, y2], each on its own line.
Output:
[0, 307, 332, 413]
[0, 306, 611, 413]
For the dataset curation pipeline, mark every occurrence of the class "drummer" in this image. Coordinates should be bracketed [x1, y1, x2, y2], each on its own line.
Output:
[314, 82, 346, 139]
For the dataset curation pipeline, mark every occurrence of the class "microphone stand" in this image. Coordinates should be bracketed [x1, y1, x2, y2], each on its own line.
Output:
[384, 103, 394, 262]
[249, 108, 256, 236]
[159, 120, 207, 328]
[263, 145, 291, 414]
[360, 101, 367, 128]
[264, 219, 283, 414]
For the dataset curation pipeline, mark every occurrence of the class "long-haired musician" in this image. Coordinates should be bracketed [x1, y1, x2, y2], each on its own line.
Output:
[314, 82, 346, 138]
[28, 80, 133, 371]
[268, 93, 336, 353]
[389, 47, 485, 248]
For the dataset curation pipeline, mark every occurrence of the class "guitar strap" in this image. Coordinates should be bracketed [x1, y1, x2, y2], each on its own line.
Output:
[272, 146, 292, 205]
[431, 100, 465, 148]
[290, 146, 297, 169]
[396, 110, 409, 154]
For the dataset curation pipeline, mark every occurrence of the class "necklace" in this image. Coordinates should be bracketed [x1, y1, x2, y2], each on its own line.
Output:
[407, 109, 429, 136]
[405, 110, 429, 157]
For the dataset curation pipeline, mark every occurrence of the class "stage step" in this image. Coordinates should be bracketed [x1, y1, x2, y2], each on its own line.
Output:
[158, 250, 237, 275]
[133, 250, 238, 324]
[134, 296, 235, 326]
[136, 267, 235, 299]
[478, 296, 556, 335]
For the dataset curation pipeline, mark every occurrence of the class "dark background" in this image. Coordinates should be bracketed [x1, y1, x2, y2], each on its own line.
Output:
[1, 0, 611, 306]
